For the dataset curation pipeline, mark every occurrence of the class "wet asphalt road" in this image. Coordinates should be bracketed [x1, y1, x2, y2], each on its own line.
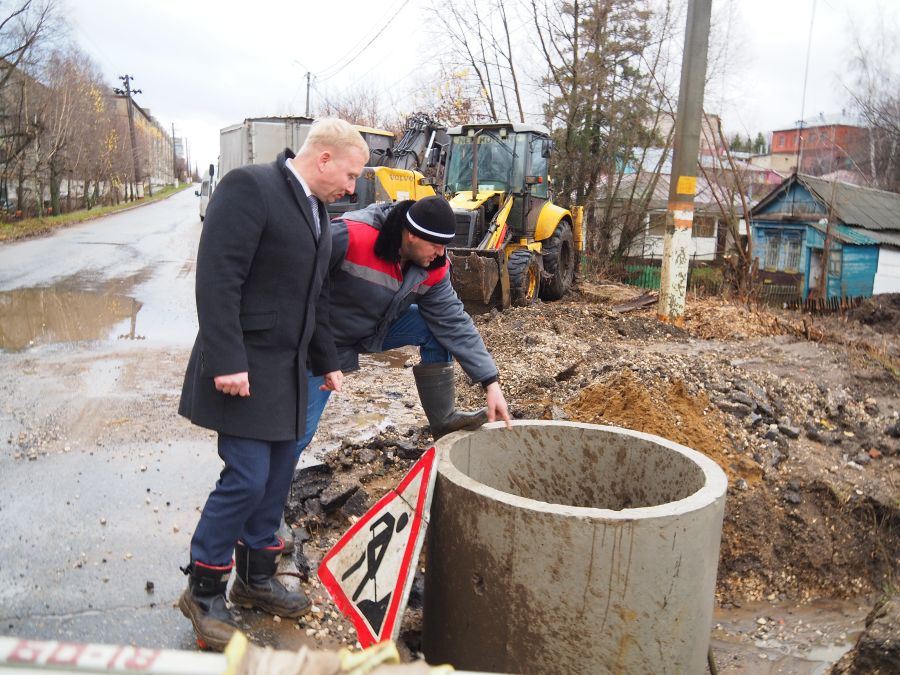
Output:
[0, 190, 201, 350]
[0, 190, 313, 650]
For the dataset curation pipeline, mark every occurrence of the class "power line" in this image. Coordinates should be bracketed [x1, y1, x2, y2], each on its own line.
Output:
[317, 0, 408, 79]
[317, 0, 412, 81]
[794, 0, 818, 171]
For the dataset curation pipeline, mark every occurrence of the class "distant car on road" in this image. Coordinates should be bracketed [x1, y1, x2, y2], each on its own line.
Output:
[195, 164, 215, 222]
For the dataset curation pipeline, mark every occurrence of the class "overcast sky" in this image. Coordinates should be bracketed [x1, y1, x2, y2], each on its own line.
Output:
[64, 0, 896, 171]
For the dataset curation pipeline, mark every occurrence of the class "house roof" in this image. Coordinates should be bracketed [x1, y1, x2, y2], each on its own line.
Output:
[771, 112, 865, 133]
[847, 227, 900, 247]
[809, 221, 878, 246]
[597, 170, 743, 213]
[751, 173, 900, 233]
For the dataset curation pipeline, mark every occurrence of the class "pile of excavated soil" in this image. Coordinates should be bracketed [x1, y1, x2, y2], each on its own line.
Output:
[564, 368, 762, 484]
[283, 282, 898, 651]
[847, 293, 900, 336]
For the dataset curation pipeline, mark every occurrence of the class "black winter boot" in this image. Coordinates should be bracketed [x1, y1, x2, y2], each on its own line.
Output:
[178, 561, 239, 651]
[413, 362, 488, 439]
[228, 539, 310, 618]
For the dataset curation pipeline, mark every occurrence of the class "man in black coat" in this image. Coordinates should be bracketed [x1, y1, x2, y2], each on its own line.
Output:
[177, 118, 368, 650]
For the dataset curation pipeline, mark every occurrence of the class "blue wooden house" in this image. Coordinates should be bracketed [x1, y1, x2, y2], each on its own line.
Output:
[750, 174, 900, 300]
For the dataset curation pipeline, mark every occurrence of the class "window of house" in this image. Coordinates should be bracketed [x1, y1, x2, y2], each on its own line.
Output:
[783, 234, 801, 272]
[692, 215, 716, 238]
[647, 212, 666, 236]
[828, 248, 842, 277]
[764, 232, 781, 270]
[776, 135, 785, 148]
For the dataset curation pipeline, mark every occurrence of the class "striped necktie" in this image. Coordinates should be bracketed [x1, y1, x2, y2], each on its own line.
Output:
[308, 194, 320, 238]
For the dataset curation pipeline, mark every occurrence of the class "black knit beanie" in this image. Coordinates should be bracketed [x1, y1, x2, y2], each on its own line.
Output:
[405, 196, 456, 244]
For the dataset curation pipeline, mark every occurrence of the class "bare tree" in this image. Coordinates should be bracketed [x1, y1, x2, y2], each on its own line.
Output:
[696, 113, 759, 296]
[315, 83, 397, 130]
[846, 6, 900, 192]
[0, 0, 58, 215]
[429, 0, 527, 123]
[532, 0, 678, 259]
[412, 65, 479, 127]
[32, 46, 97, 213]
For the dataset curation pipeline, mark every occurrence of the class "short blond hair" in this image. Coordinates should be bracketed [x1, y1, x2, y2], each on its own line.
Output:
[299, 118, 369, 158]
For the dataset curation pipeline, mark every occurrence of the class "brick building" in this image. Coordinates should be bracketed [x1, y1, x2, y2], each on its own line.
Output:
[770, 120, 868, 176]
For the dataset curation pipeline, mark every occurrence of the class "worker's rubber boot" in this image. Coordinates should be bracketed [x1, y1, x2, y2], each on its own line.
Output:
[178, 561, 239, 651]
[228, 539, 311, 618]
[412, 362, 488, 439]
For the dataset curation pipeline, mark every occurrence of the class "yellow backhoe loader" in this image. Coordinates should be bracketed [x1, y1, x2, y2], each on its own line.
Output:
[441, 122, 584, 313]
[328, 117, 584, 313]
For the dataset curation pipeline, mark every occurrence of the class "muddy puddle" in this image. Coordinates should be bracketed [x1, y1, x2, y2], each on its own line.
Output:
[361, 350, 412, 369]
[0, 269, 199, 351]
[711, 598, 870, 673]
[0, 286, 143, 351]
[296, 348, 422, 471]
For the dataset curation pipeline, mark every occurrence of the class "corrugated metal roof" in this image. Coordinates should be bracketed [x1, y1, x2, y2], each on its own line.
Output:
[847, 227, 900, 247]
[597, 171, 741, 211]
[799, 174, 900, 232]
[808, 221, 877, 245]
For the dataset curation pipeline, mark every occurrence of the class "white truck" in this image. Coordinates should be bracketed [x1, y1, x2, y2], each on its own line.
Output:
[219, 116, 315, 179]
[218, 116, 393, 178]
[200, 116, 394, 221]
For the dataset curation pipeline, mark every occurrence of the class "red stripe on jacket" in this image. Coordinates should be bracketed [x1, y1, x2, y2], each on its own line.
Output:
[344, 220, 449, 287]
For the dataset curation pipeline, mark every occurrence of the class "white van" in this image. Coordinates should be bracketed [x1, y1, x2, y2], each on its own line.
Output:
[195, 164, 216, 222]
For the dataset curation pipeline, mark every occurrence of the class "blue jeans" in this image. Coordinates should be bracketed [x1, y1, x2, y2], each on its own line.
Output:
[190, 433, 302, 566]
[297, 305, 450, 453]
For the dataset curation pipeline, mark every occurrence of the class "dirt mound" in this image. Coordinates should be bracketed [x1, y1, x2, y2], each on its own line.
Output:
[465, 287, 898, 608]
[682, 296, 793, 341]
[847, 293, 900, 335]
[719, 483, 900, 606]
[564, 369, 762, 484]
[290, 283, 898, 630]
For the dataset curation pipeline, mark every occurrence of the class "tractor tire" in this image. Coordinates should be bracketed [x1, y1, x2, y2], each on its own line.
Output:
[540, 220, 575, 301]
[508, 249, 542, 306]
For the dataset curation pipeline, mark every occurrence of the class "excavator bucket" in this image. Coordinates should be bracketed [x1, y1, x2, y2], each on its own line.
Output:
[447, 248, 510, 315]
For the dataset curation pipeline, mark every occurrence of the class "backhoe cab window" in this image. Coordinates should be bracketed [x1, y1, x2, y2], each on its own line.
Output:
[445, 132, 525, 194]
[528, 138, 549, 199]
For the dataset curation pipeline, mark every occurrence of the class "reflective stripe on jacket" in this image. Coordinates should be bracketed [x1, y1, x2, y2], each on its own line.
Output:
[326, 204, 498, 384]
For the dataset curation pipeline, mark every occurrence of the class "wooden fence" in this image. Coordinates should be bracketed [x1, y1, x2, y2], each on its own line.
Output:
[593, 257, 865, 315]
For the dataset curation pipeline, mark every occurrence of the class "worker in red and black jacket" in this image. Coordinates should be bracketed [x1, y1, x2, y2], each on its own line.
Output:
[303, 195, 511, 451]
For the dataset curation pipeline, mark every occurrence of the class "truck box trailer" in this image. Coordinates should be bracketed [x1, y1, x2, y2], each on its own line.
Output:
[218, 116, 315, 179]
[217, 117, 393, 179]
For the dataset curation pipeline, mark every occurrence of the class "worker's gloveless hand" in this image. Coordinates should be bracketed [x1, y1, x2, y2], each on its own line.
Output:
[320, 370, 343, 393]
[485, 381, 512, 429]
[214, 372, 250, 397]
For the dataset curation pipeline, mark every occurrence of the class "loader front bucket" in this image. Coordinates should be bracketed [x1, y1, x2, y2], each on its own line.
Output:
[447, 248, 510, 315]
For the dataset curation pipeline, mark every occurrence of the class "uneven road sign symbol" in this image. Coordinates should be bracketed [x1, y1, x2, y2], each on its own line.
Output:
[318, 446, 438, 647]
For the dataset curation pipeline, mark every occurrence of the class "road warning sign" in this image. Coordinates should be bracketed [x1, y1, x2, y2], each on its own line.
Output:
[318, 446, 438, 647]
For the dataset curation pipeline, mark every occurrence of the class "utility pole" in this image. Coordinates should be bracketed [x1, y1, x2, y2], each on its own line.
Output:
[171, 122, 178, 186]
[816, 178, 839, 300]
[114, 74, 142, 201]
[305, 72, 312, 117]
[657, 0, 712, 325]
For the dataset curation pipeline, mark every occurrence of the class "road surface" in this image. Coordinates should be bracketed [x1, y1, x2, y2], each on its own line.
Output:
[0, 189, 419, 651]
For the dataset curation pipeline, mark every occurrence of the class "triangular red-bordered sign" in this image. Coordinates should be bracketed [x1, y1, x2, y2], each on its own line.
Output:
[318, 446, 438, 647]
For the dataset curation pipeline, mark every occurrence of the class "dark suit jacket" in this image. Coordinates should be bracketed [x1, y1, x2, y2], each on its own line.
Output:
[179, 149, 340, 441]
